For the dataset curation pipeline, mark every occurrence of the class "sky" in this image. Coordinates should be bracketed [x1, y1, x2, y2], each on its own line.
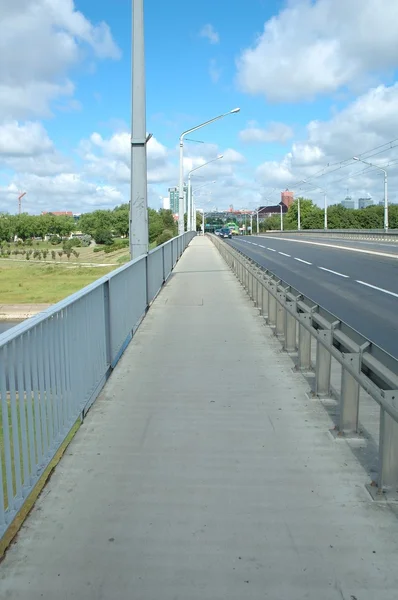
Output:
[1, 0, 398, 214]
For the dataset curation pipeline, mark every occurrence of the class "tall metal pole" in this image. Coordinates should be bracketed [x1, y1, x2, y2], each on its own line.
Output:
[324, 192, 328, 230]
[297, 197, 301, 231]
[250, 213, 253, 235]
[256, 210, 259, 234]
[384, 171, 388, 232]
[129, 0, 148, 259]
[280, 204, 284, 231]
[187, 174, 192, 233]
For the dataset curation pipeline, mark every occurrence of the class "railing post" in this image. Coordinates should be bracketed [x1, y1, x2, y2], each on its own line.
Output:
[103, 279, 112, 367]
[256, 272, 262, 309]
[275, 291, 286, 337]
[378, 394, 398, 495]
[284, 301, 297, 352]
[268, 282, 277, 327]
[339, 353, 360, 434]
[162, 245, 166, 283]
[261, 278, 269, 319]
[297, 313, 312, 371]
[315, 329, 332, 397]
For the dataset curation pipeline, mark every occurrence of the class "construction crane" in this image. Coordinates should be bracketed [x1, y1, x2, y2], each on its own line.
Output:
[18, 191, 26, 215]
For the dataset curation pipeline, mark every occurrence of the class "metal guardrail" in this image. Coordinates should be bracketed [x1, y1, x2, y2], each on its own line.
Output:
[262, 229, 398, 242]
[0, 231, 196, 539]
[210, 234, 398, 499]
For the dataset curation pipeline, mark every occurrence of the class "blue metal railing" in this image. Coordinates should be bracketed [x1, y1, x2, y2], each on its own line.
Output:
[0, 231, 196, 538]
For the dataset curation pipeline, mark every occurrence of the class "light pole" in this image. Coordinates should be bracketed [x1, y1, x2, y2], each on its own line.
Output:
[178, 108, 240, 235]
[280, 203, 284, 231]
[353, 156, 388, 231]
[129, 0, 149, 259]
[188, 155, 223, 231]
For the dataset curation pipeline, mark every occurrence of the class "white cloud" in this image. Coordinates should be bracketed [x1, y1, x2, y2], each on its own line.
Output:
[0, 0, 120, 119]
[255, 83, 398, 204]
[199, 24, 220, 45]
[240, 121, 294, 144]
[236, 0, 398, 102]
[0, 121, 53, 156]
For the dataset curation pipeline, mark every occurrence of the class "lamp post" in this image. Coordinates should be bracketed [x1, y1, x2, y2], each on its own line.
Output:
[178, 108, 240, 235]
[280, 203, 284, 231]
[353, 156, 388, 231]
[129, 0, 149, 259]
[188, 155, 223, 231]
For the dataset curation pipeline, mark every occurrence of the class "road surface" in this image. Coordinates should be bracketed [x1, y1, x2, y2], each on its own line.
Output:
[227, 234, 398, 358]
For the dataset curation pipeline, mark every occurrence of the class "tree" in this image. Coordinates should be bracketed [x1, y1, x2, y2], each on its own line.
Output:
[284, 198, 318, 230]
[94, 229, 113, 245]
[112, 204, 129, 237]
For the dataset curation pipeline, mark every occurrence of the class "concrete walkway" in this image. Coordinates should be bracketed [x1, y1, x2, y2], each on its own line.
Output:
[1, 236, 398, 599]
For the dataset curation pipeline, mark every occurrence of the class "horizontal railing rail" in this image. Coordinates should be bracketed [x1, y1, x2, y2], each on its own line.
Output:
[210, 234, 398, 499]
[0, 231, 196, 539]
[260, 229, 398, 241]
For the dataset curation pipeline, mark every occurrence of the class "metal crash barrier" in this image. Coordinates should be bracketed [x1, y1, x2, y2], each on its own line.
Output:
[210, 234, 398, 500]
[0, 231, 196, 539]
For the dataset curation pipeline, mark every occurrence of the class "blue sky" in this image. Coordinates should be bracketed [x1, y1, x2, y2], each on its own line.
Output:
[1, 0, 398, 213]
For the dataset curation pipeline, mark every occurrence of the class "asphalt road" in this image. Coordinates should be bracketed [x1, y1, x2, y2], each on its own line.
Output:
[227, 234, 398, 358]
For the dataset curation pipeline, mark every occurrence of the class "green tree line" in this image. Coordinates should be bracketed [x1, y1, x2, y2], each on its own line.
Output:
[259, 199, 398, 231]
[0, 205, 179, 246]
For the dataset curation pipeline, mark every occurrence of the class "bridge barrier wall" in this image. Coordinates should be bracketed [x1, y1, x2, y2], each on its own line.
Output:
[210, 234, 398, 500]
[0, 232, 196, 539]
[260, 229, 398, 242]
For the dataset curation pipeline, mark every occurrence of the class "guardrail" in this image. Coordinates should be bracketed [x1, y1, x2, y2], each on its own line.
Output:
[261, 229, 398, 242]
[0, 231, 196, 539]
[210, 234, 398, 500]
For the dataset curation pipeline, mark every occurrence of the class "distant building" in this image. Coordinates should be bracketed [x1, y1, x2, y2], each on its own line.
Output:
[258, 204, 288, 220]
[42, 211, 73, 217]
[358, 197, 373, 209]
[168, 186, 190, 215]
[341, 196, 355, 209]
[281, 189, 294, 208]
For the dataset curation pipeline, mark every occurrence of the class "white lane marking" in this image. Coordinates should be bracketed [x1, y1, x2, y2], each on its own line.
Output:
[267, 248, 276, 252]
[356, 280, 398, 298]
[294, 257, 312, 265]
[318, 266, 349, 278]
[252, 243, 258, 246]
[258, 244, 266, 248]
[279, 252, 291, 257]
[265, 236, 398, 259]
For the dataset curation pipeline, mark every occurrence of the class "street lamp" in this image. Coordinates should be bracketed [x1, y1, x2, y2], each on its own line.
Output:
[178, 108, 240, 235]
[353, 156, 388, 231]
[188, 155, 223, 231]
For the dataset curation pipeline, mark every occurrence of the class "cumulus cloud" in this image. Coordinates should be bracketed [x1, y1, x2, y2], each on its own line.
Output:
[236, 0, 398, 101]
[240, 121, 294, 144]
[0, 0, 121, 118]
[255, 83, 398, 204]
[199, 24, 220, 44]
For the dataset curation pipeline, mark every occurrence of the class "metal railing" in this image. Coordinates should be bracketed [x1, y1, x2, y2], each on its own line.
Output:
[0, 231, 196, 539]
[261, 229, 398, 242]
[210, 234, 398, 499]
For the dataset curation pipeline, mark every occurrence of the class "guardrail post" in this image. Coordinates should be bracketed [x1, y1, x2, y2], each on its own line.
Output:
[103, 279, 112, 367]
[315, 329, 332, 397]
[268, 282, 277, 327]
[261, 277, 269, 319]
[377, 394, 398, 495]
[339, 353, 360, 434]
[284, 301, 297, 352]
[297, 313, 312, 370]
[256, 271, 262, 308]
[275, 291, 286, 337]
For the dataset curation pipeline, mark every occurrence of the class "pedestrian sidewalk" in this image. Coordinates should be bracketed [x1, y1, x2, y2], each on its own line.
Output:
[1, 236, 398, 599]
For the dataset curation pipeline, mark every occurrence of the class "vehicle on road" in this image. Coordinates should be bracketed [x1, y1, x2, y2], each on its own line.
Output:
[215, 229, 221, 236]
[220, 227, 232, 239]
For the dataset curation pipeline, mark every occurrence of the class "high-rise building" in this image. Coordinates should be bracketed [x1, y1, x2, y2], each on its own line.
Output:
[281, 189, 294, 207]
[358, 197, 373, 209]
[168, 185, 190, 215]
[341, 197, 355, 209]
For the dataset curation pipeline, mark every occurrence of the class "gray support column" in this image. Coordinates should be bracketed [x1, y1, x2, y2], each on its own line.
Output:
[297, 313, 312, 370]
[268, 282, 277, 327]
[284, 302, 297, 352]
[378, 392, 398, 494]
[275, 291, 286, 337]
[339, 353, 360, 434]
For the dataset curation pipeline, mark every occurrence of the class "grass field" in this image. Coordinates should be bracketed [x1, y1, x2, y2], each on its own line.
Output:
[0, 262, 115, 304]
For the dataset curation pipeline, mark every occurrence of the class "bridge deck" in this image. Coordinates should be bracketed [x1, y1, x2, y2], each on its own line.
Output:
[1, 236, 398, 599]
